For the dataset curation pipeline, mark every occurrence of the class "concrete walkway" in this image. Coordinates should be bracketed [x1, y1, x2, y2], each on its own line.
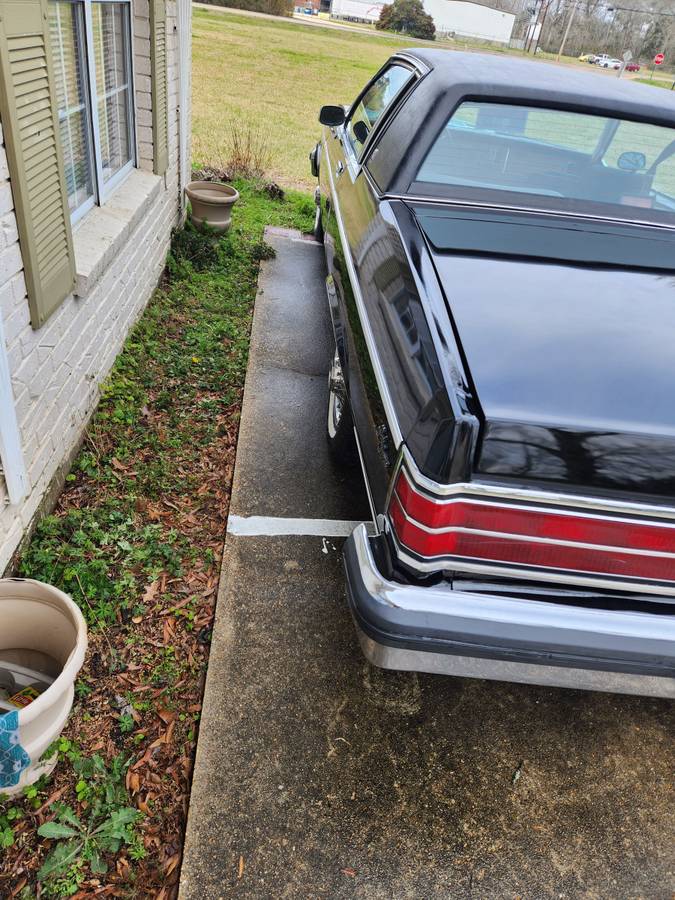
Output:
[179, 229, 674, 899]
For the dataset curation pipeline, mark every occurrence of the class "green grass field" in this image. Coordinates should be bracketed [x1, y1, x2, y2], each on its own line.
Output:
[192, 7, 673, 190]
[192, 7, 555, 188]
[192, 8, 428, 186]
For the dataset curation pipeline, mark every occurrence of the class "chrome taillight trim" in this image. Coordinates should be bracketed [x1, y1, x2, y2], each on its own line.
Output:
[390, 489, 675, 560]
[395, 467, 675, 540]
[400, 446, 675, 521]
[386, 522, 675, 597]
[387, 447, 675, 597]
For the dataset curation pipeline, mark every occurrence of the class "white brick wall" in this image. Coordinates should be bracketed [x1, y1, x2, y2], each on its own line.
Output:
[0, 0, 188, 573]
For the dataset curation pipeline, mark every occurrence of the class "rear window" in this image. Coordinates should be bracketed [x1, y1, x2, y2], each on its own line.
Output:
[414, 102, 675, 224]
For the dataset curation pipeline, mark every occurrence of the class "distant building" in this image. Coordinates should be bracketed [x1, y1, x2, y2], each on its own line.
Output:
[329, 0, 385, 22]
[427, 0, 515, 43]
[330, 0, 515, 44]
[294, 0, 322, 12]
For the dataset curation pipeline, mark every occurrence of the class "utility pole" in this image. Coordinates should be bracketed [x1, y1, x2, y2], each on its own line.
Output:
[533, 0, 552, 55]
[556, 0, 577, 61]
[526, 0, 548, 54]
[525, 0, 540, 53]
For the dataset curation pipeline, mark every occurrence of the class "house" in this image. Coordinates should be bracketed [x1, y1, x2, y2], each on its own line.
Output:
[330, 0, 515, 43]
[0, 0, 192, 573]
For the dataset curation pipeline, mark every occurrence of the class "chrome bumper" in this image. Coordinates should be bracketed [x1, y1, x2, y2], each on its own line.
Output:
[344, 524, 675, 698]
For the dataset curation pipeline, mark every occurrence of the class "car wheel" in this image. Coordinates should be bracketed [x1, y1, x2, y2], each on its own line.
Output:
[327, 349, 358, 465]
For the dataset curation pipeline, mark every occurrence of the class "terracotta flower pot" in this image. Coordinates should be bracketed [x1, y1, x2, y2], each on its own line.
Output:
[185, 181, 240, 232]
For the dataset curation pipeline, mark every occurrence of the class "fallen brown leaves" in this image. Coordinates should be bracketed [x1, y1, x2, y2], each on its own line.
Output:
[2, 334, 243, 897]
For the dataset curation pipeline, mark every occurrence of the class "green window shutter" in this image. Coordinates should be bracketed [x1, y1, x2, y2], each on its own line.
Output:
[0, 0, 75, 329]
[150, 0, 169, 177]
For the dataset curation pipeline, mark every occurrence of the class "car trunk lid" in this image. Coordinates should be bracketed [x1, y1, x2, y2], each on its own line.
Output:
[411, 204, 675, 502]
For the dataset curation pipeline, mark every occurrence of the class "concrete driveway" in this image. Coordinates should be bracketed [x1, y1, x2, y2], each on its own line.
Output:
[179, 228, 674, 900]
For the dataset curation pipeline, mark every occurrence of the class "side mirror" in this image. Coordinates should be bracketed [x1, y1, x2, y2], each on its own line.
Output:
[319, 105, 346, 127]
[617, 151, 647, 172]
[352, 120, 370, 145]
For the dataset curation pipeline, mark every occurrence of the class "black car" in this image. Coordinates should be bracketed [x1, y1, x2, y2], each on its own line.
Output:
[310, 50, 675, 698]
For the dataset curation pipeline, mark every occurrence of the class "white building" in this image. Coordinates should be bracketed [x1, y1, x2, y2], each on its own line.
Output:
[331, 0, 515, 44]
[0, 0, 192, 572]
[428, 0, 515, 43]
[330, 0, 385, 23]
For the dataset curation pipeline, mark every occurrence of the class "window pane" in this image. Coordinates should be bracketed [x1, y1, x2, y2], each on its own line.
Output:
[92, 2, 133, 184]
[416, 102, 675, 224]
[49, 1, 95, 214]
[347, 65, 412, 156]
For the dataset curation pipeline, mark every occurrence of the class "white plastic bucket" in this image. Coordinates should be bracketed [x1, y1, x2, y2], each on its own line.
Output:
[0, 578, 87, 797]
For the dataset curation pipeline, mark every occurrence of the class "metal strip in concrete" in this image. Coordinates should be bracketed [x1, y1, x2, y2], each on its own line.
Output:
[227, 514, 368, 537]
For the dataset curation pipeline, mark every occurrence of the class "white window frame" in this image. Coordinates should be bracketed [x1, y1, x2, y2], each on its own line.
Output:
[53, 0, 137, 224]
[0, 315, 28, 506]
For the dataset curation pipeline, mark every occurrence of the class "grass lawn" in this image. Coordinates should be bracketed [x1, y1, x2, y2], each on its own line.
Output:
[192, 7, 558, 188]
[636, 74, 675, 90]
[0, 183, 314, 899]
[192, 7, 418, 187]
[191, 7, 633, 190]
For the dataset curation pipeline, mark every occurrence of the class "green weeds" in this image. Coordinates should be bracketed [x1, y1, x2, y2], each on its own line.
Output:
[36, 746, 144, 894]
[19, 180, 313, 632]
[2, 179, 313, 898]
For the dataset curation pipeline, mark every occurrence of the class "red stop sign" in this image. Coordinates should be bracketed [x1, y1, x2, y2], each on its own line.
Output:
[654, 53, 665, 65]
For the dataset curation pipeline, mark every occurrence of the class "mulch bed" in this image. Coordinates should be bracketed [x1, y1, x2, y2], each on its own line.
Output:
[0, 179, 314, 898]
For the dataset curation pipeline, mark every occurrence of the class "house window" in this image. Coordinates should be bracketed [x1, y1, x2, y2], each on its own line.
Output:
[49, 0, 135, 223]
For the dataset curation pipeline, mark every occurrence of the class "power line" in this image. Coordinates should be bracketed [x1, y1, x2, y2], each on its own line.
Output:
[600, 3, 675, 17]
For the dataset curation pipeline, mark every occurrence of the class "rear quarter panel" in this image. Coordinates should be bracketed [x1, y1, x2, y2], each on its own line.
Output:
[321, 126, 479, 500]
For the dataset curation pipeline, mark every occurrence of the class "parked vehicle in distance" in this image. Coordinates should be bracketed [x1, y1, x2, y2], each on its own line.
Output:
[579, 53, 595, 62]
[591, 53, 611, 65]
[310, 50, 675, 698]
[601, 57, 622, 69]
[625, 61, 641, 72]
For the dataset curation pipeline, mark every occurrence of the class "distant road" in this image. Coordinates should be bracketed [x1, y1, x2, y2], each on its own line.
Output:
[193, 3, 650, 79]
[193, 2, 442, 42]
[194, 3, 383, 35]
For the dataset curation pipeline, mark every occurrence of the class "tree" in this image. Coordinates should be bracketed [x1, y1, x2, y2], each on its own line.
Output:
[376, 0, 436, 40]
[641, 18, 667, 59]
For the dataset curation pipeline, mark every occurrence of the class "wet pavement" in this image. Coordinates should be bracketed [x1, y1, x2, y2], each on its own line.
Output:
[179, 229, 674, 900]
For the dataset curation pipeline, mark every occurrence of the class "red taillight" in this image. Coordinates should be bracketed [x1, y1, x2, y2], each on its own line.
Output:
[388, 469, 675, 585]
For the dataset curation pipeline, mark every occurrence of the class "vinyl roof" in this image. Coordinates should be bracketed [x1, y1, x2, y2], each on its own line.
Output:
[402, 50, 675, 124]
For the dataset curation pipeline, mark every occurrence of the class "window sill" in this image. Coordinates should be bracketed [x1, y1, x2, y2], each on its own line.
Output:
[72, 169, 163, 298]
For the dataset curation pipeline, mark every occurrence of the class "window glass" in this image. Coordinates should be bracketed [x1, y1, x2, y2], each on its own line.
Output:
[92, 3, 133, 184]
[49, 0, 134, 220]
[347, 65, 412, 157]
[49, 1, 95, 216]
[415, 101, 675, 223]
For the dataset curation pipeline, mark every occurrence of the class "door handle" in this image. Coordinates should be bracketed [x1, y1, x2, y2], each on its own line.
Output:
[335, 160, 344, 178]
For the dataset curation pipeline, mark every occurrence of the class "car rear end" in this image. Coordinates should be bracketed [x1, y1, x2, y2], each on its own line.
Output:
[343, 90, 675, 698]
[344, 445, 675, 697]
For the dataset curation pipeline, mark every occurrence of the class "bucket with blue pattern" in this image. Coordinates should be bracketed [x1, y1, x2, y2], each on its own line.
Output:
[0, 579, 87, 798]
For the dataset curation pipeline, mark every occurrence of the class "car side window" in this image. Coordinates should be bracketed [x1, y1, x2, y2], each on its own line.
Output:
[345, 64, 412, 159]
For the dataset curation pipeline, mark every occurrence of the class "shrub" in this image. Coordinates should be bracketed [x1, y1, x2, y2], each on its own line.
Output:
[376, 0, 435, 40]
[224, 121, 271, 179]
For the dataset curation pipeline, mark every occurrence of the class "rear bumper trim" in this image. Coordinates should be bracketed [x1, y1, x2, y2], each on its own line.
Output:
[355, 625, 675, 697]
[344, 524, 675, 698]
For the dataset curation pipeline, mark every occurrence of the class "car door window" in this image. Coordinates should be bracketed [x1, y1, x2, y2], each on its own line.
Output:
[346, 64, 412, 160]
